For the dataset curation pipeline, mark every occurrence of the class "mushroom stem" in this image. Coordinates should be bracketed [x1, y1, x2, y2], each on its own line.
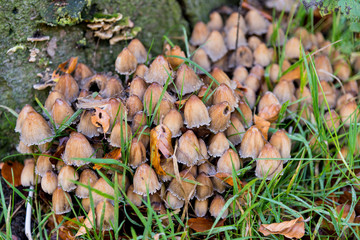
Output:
[25, 185, 34, 240]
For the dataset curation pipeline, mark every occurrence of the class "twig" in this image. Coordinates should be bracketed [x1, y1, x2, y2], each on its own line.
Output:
[25, 185, 34, 240]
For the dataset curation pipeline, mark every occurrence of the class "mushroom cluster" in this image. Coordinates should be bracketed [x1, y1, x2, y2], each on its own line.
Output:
[17, 6, 359, 231]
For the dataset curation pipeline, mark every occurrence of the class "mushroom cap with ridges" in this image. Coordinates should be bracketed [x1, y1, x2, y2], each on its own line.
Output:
[44, 91, 66, 115]
[75, 169, 99, 198]
[164, 191, 184, 209]
[195, 173, 214, 201]
[144, 55, 173, 86]
[190, 21, 210, 46]
[58, 165, 79, 192]
[184, 95, 210, 128]
[210, 195, 228, 219]
[21, 159, 35, 187]
[133, 163, 161, 196]
[95, 200, 115, 230]
[77, 110, 100, 138]
[202, 31, 227, 62]
[115, 47, 138, 75]
[255, 143, 283, 180]
[217, 149, 241, 174]
[51, 98, 74, 127]
[52, 187, 72, 214]
[195, 199, 208, 217]
[91, 178, 115, 207]
[20, 111, 53, 146]
[163, 109, 183, 138]
[225, 115, 245, 146]
[208, 132, 229, 157]
[175, 64, 203, 96]
[127, 38, 147, 64]
[226, 27, 247, 50]
[175, 130, 201, 166]
[208, 102, 231, 134]
[239, 126, 265, 159]
[41, 171, 58, 194]
[212, 84, 239, 112]
[168, 170, 196, 201]
[245, 10, 269, 35]
[54, 74, 79, 103]
[62, 132, 94, 166]
[35, 154, 53, 177]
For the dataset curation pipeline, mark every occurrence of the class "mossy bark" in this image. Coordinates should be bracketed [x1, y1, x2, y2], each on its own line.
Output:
[0, 0, 236, 157]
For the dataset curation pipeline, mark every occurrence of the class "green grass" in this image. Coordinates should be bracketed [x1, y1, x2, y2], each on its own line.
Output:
[1, 4, 360, 240]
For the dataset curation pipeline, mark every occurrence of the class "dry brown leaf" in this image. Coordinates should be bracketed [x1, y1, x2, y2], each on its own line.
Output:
[104, 148, 122, 160]
[279, 66, 300, 82]
[1, 161, 24, 187]
[76, 210, 95, 237]
[58, 57, 78, 74]
[93, 148, 122, 170]
[259, 217, 305, 239]
[91, 107, 110, 133]
[188, 217, 226, 232]
[150, 124, 173, 176]
[254, 115, 271, 140]
[215, 172, 242, 188]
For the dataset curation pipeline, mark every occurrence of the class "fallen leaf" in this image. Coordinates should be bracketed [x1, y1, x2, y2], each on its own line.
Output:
[259, 217, 305, 239]
[279, 66, 300, 82]
[76, 209, 95, 237]
[254, 115, 271, 140]
[1, 161, 24, 187]
[58, 226, 76, 240]
[188, 217, 225, 232]
[215, 172, 244, 188]
[104, 148, 122, 160]
[93, 148, 122, 170]
[91, 107, 110, 133]
[58, 57, 78, 74]
[150, 124, 173, 176]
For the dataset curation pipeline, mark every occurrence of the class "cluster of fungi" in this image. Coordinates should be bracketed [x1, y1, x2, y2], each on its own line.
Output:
[17, 6, 360, 233]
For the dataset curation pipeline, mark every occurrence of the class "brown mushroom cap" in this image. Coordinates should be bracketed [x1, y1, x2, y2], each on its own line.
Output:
[128, 39, 147, 64]
[194, 199, 209, 217]
[75, 169, 99, 198]
[202, 31, 227, 62]
[115, 47, 138, 75]
[144, 55, 173, 86]
[41, 171, 58, 194]
[195, 173, 214, 201]
[21, 159, 35, 187]
[208, 102, 231, 134]
[239, 126, 265, 159]
[168, 170, 196, 201]
[190, 21, 210, 46]
[133, 163, 161, 196]
[175, 64, 203, 96]
[208, 132, 229, 157]
[62, 132, 94, 166]
[184, 95, 210, 128]
[255, 143, 283, 180]
[58, 165, 79, 192]
[217, 149, 241, 174]
[52, 187, 72, 214]
[54, 74, 79, 103]
[20, 111, 53, 146]
[175, 130, 201, 166]
[245, 10, 269, 35]
[210, 195, 228, 219]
